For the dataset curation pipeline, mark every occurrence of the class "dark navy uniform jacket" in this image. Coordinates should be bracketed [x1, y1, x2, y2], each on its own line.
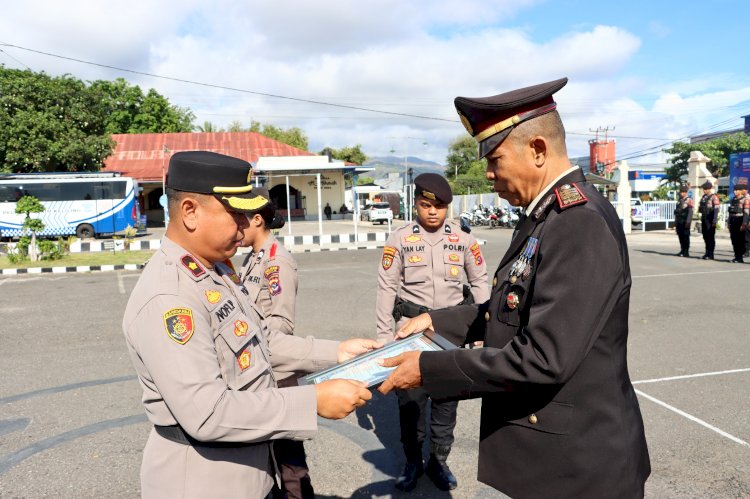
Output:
[420, 168, 651, 499]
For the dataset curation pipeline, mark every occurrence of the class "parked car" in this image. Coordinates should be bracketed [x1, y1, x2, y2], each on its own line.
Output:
[631, 198, 644, 223]
[361, 202, 394, 224]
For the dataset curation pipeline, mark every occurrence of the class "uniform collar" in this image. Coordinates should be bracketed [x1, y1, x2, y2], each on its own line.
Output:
[525, 165, 580, 215]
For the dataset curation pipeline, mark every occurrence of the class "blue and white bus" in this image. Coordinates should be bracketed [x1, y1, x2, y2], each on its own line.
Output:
[0, 172, 140, 239]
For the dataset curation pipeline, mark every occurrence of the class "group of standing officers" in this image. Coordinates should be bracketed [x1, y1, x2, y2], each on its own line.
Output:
[123, 76, 652, 499]
[674, 178, 750, 262]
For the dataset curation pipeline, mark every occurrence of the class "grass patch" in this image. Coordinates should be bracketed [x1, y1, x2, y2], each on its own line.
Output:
[0, 250, 155, 269]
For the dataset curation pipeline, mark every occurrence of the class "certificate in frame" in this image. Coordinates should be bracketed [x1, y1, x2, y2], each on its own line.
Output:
[299, 330, 456, 388]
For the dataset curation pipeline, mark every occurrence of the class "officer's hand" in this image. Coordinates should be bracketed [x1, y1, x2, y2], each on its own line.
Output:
[377, 351, 422, 395]
[395, 313, 433, 339]
[315, 379, 372, 419]
[338, 338, 383, 363]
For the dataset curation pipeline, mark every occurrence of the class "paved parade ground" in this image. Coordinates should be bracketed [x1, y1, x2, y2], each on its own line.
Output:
[1, 225, 748, 498]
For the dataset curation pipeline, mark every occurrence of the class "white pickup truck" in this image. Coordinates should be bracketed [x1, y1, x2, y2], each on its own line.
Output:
[361, 202, 394, 224]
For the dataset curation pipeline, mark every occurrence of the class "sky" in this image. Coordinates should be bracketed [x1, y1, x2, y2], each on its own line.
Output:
[1, 0, 749, 166]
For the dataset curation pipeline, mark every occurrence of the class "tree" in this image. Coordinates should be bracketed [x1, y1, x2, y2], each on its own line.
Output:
[16, 195, 45, 262]
[319, 144, 367, 165]
[197, 121, 223, 132]
[89, 78, 194, 134]
[663, 133, 750, 183]
[445, 134, 492, 194]
[249, 120, 309, 150]
[0, 66, 114, 172]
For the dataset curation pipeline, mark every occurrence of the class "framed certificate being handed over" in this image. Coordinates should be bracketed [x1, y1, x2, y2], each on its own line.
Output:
[299, 330, 457, 388]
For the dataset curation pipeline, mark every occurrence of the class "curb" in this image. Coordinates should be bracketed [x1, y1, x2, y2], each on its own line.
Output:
[0, 263, 144, 276]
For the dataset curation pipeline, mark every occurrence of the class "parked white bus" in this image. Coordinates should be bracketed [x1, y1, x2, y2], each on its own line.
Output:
[0, 172, 140, 239]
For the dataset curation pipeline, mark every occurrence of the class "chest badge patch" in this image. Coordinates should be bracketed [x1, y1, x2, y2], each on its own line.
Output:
[448, 234, 459, 243]
[450, 265, 460, 277]
[205, 290, 222, 304]
[408, 255, 423, 263]
[405, 235, 422, 243]
[382, 246, 397, 270]
[164, 308, 195, 345]
[234, 320, 249, 337]
[448, 253, 459, 262]
[506, 291, 520, 310]
[264, 265, 282, 295]
[237, 349, 251, 371]
[554, 183, 588, 209]
[180, 255, 205, 278]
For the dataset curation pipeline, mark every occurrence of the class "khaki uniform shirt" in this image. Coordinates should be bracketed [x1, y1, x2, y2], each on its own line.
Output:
[375, 220, 489, 343]
[122, 237, 338, 498]
[241, 235, 298, 380]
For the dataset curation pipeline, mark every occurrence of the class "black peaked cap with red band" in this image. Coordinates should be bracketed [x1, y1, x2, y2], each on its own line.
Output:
[455, 77, 568, 158]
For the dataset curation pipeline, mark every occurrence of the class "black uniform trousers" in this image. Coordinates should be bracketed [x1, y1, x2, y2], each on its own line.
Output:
[396, 388, 458, 459]
[675, 224, 690, 254]
[701, 220, 716, 257]
[729, 216, 746, 261]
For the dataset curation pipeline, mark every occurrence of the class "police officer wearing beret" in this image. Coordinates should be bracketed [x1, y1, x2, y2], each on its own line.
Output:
[238, 188, 313, 499]
[698, 181, 720, 260]
[122, 151, 380, 498]
[375, 173, 488, 491]
[674, 184, 694, 257]
[728, 177, 750, 263]
[378, 78, 651, 498]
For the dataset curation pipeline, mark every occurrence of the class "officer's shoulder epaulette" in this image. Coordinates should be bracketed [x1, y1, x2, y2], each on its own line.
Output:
[554, 183, 588, 211]
[178, 253, 209, 281]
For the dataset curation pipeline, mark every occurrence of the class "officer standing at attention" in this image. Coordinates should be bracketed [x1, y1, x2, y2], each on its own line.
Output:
[239, 188, 313, 499]
[378, 78, 651, 499]
[728, 177, 750, 263]
[375, 173, 489, 492]
[674, 184, 694, 257]
[122, 151, 379, 498]
[698, 181, 721, 260]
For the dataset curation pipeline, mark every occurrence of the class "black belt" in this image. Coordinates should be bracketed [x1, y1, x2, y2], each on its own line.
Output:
[154, 425, 265, 449]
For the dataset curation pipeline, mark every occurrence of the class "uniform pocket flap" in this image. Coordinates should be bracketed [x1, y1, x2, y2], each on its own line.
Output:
[507, 401, 573, 435]
[217, 318, 258, 354]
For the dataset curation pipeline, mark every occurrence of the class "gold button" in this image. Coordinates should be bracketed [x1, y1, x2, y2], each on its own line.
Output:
[492, 277, 497, 286]
[484, 311, 490, 321]
[528, 414, 538, 424]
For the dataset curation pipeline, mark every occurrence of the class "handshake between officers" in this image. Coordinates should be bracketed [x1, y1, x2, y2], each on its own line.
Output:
[122, 151, 381, 499]
[378, 77, 651, 499]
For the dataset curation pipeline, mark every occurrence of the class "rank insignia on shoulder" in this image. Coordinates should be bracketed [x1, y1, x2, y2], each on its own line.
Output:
[405, 235, 421, 243]
[264, 265, 281, 295]
[237, 349, 251, 371]
[448, 234, 459, 243]
[180, 254, 205, 278]
[532, 193, 557, 221]
[164, 308, 195, 345]
[554, 183, 588, 210]
[382, 246, 397, 270]
[269, 242, 277, 260]
[204, 290, 222, 304]
[233, 320, 248, 337]
[408, 255, 423, 263]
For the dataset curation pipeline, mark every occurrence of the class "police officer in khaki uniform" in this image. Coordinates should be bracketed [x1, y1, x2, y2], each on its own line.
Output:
[376, 173, 488, 492]
[728, 177, 750, 263]
[378, 78, 650, 499]
[698, 180, 721, 260]
[122, 151, 379, 498]
[239, 188, 312, 499]
[674, 184, 694, 257]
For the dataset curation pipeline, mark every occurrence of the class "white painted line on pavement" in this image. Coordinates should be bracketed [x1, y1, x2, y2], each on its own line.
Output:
[633, 368, 750, 385]
[635, 389, 750, 448]
[117, 272, 126, 294]
[633, 269, 750, 279]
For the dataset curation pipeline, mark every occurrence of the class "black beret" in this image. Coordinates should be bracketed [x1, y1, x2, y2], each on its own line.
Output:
[679, 184, 689, 193]
[166, 151, 267, 212]
[701, 181, 713, 189]
[455, 77, 568, 158]
[414, 173, 452, 204]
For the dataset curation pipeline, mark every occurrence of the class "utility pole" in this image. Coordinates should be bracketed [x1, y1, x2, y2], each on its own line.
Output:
[387, 136, 428, 223]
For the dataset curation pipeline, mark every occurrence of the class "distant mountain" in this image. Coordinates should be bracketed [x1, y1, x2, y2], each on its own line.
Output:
[363, 156, 446, 179]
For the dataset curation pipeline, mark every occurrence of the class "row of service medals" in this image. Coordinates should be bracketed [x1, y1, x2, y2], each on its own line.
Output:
[506, 237, 539, 310]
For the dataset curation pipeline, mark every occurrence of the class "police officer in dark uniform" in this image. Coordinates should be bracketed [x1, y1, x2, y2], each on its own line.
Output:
[378, 78, 650, 499]
[674, 184, 694, 257]
[698, 181, 720, 260]
[728, 177, 750, 263]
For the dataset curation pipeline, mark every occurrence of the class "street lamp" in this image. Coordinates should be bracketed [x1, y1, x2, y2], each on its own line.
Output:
[388, 136, 428, 223]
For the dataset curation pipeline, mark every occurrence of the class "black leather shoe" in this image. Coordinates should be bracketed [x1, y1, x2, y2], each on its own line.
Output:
[395, 461, 423, 492]
[730, 258, 744, 263]
[425, 455, 457, 491]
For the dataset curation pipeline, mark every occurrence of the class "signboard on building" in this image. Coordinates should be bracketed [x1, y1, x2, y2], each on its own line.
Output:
[729, 152, 750, 197]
